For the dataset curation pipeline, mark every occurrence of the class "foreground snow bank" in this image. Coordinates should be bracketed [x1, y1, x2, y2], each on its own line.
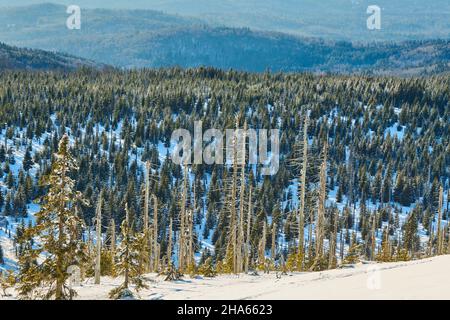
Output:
[3, 255, 450, 300]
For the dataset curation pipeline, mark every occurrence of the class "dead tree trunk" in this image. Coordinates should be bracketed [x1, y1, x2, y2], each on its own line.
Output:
[328, 210, 338, 269]
[244, 184, 252, 273]
[178, 165, 188, 271]
[94, 193, 102, 284]
[310, 141, 328, 271]
[151, 194, 159, 271]
[110, 218, 116, 258]
[227, 119, 239, 273]
[271, 222, 277, 263]
[258, 221, 267, 269]
[298, 112, 309, 269]
[167, 217, 173, 267]
[187, 209, 194, 270]
[236, 121, 247, 273]
[371, 214, 376, 260]
[144, 161, 151, 271]
[437, 185, 444, 255]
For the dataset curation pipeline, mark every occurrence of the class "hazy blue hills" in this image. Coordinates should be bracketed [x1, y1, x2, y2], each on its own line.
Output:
[0, 0, 448, 41]
[0, 3, 448, 74]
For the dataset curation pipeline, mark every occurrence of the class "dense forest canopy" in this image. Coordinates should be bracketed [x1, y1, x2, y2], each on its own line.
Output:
[0, 68, 449, 289]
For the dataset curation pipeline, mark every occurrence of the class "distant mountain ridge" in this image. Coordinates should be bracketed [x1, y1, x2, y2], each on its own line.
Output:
[0, 42, 98, 71]
[0, 0, 448, 42]
[0, 3, 448, 75]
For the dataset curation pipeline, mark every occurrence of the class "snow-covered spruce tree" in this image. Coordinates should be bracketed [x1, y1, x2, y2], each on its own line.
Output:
[110, 203, 148, 299]
[344, 232, 361, 264]
[17, 134, 87, 300]
[376, 227, 392, 262]
[198, 257, 217, 278]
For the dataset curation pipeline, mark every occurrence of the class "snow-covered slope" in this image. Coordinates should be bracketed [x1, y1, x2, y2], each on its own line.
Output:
[3, 255, 449, 300]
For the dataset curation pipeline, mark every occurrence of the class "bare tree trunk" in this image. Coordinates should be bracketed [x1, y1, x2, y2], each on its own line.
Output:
[124, 203, 130, 289]
[178, 165, 188, 271]
[227, 119, 239, 273]
[428, 223, 434, 257]
[310, 141, 328, 271]
[187, 181, 196, 270]
[307, 214, 313, 263]
[271, 222, 277, 262]
[236, 121, 247, 273]
[110, 219, 116, 257]
[167, 217, 173, 267]
[298, 112, 309, 269]
[94, 193, 102, 284]
[437, 185, 444, 255]
[187, 209, 194, 269]
[144, 161, 151, 271]
[371, 214, 376, 260]
[328, 210, 338, 269]
[244, 184, 252, 273]
[151, 194, 159, 271]
[258, 221, 267, 268]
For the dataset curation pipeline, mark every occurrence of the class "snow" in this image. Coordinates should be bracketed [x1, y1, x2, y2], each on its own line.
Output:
[2, 255, 450, 300]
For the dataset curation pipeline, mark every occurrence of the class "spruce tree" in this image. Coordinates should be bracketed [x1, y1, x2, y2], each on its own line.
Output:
[17, 134, 87, 300]
[110, 203, 148, 299]
[23, 149, 33, 171]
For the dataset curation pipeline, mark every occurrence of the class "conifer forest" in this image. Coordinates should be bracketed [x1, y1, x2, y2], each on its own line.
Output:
[0, 68, 448, 299]
[0, 0, 449, 302]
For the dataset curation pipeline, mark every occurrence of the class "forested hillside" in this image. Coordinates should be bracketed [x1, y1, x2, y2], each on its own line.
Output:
[0, 68, 449, 298]
[0, 42, 98, 71]
[0, 4, 449, 74]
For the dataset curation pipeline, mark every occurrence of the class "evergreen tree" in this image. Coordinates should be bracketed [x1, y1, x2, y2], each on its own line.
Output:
[198, 257, 217, 277]
[344, 233, 360, 264]
[110, 204, 148, 299]
[23, 149, 33, 171]
[17, 135, 87, 300]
